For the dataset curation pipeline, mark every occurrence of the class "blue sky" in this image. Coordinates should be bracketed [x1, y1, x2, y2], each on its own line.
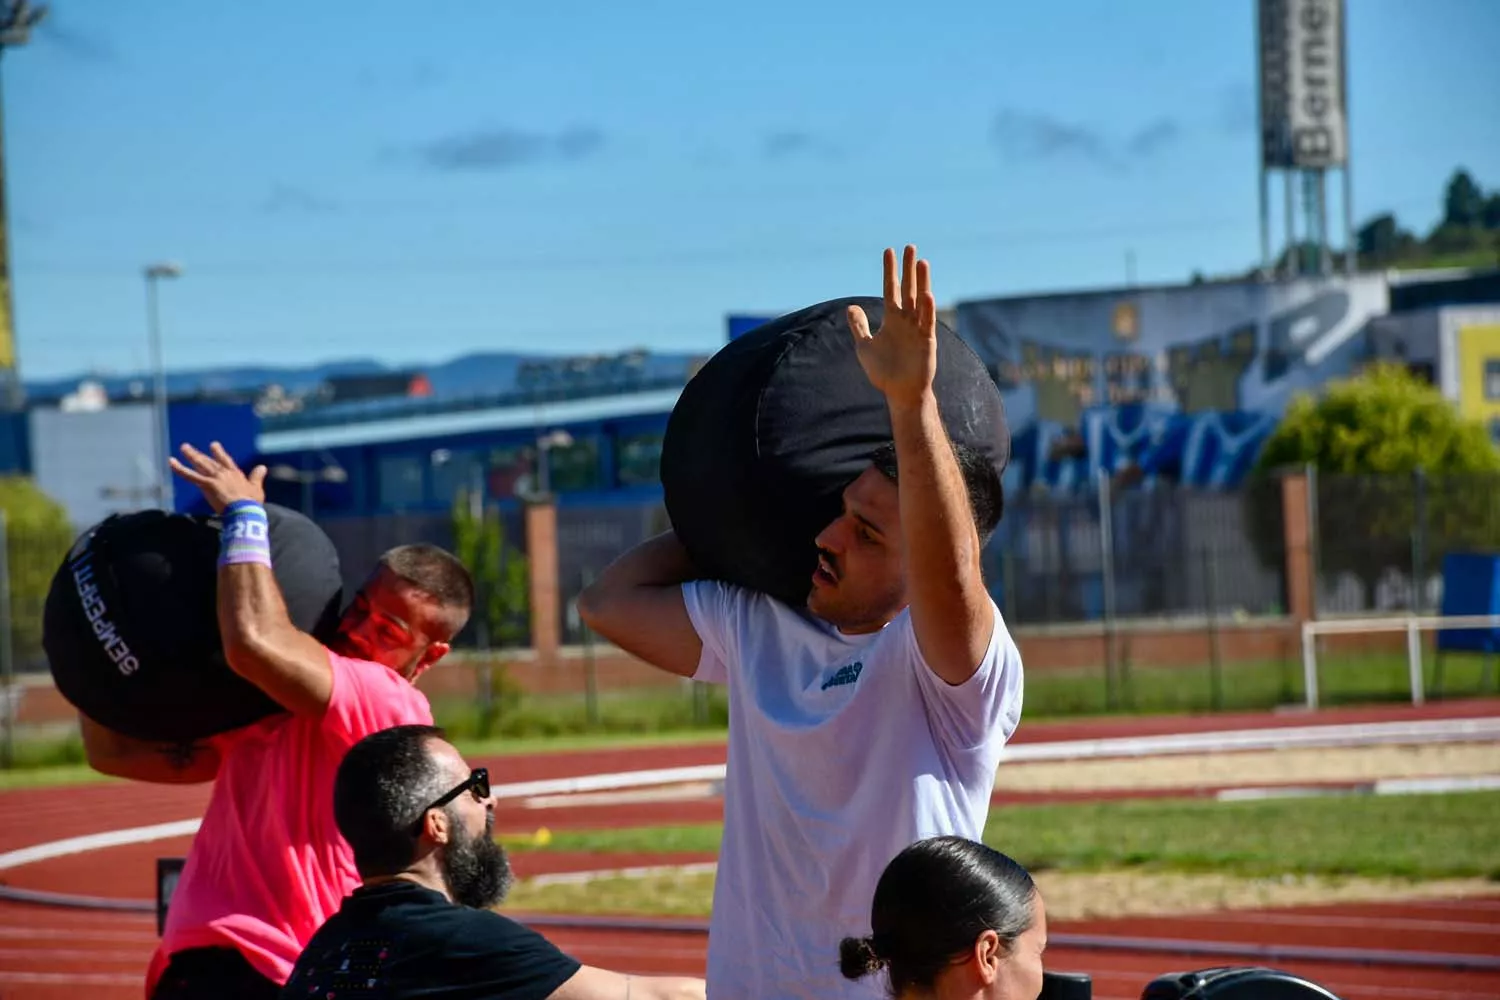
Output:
[8, 0, 1500, 381]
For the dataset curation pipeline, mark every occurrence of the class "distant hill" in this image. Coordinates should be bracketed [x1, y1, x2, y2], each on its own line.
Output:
[23, 349, 707, 406]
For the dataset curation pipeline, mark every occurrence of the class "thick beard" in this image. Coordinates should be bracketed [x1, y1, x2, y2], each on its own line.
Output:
[440, 809, 514, 910]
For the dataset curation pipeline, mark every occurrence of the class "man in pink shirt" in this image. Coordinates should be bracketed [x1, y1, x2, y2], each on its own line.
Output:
[79, 441, 474, 1000]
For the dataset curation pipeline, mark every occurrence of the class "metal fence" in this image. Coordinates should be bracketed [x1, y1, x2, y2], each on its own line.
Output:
[982, 478, 1286, 627]
[13, 471, 1498, 669]
[4, 513, 79, 675]
[0, 478, 1298, 671]
[8, 470, 1500, 750]
[1312, 470, 1500, 617]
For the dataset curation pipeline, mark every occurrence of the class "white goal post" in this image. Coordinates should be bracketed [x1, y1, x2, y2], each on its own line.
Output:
[1300, 614, 1500, 710]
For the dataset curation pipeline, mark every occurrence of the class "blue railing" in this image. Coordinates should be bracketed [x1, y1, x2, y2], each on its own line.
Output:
[261, 374, 691, 434]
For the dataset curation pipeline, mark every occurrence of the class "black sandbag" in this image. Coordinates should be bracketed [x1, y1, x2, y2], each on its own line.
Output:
[43, 503, 345, 743]
[661, 295, 1009, 607]
[1139, 966, 1344, 999]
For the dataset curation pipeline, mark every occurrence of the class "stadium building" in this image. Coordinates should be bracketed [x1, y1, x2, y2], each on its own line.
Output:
[9, 268, 1498, 536]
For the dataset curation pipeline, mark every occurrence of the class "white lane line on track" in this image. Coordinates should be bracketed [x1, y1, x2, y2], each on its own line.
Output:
[526, 862, 719, 887]
[0, 925, 159, 943]
[1, 715, 1494, 873]
[1215, 772, 1500, 801]
[0, 818, 200, 871]
[522, 782, 722, 810]
[0, 970, 143, 985]
[498, 717, 1500, 798]
[996, 717, 1500, 763]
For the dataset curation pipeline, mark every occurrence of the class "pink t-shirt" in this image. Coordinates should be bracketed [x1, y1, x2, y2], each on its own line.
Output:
[144, 650, 433, 996]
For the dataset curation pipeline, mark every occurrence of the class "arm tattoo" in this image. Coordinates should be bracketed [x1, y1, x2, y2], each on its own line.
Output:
[160, 740, 207, 771]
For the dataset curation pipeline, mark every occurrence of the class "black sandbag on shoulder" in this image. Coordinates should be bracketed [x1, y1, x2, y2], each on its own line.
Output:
[43, 503, 345, 743]
[661, 295, 1009, 607]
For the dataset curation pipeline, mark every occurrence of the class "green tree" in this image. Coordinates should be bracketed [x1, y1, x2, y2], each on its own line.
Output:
[1442, 169, 1487, 229]
[1255, 363, 1499, 476]
[1356, 213, 1414, 266]
[0, 477, 77, 668]
[450, 491, 530, 736]
[450, 490, 530, 650]
[1483, 192, 1500, 231]
[1247, 363, 1500, 606]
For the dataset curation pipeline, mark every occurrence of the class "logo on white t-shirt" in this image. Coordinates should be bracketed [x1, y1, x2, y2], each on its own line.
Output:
[819, 660, 864, 691]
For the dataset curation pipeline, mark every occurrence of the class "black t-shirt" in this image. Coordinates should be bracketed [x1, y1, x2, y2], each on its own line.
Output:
[280, 881, 582, 999]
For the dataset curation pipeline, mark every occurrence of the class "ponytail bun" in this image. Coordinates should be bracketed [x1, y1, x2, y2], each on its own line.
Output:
[838, 936, 884, 980]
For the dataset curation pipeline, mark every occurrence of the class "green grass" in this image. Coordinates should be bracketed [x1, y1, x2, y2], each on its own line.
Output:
[3, 645, 1493, 786]
[0, 725, 731, 791]
[5, 731, 87, 767]
[502, 791, 1500, 882]
[986, 647, 1496, 718]
[454, 647, 1497, 737]
[986, 793, 1500, 880]
[1396, 248, 1500, 270]
[430, 685, 729, 743]
[501, 823, 723, 855]
[457, 728, 729, 759]
[506, 870, 718, 917]
[0, 730, 103, 788]
[0, 762, 112, 791]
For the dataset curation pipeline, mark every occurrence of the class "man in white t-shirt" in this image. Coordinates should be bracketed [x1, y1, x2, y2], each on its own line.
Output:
[577, 245, 1024, 1000]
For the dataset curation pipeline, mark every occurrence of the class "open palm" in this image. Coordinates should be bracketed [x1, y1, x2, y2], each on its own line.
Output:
[169, 441, 267, 514]
[847, 245, 937, 407]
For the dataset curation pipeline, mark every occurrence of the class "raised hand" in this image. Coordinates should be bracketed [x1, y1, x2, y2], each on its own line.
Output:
[169, 441, 267, 514]
[846, 245, 937, 408]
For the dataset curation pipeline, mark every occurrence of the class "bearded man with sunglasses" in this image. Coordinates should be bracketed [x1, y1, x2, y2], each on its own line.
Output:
[99, 442, 476, 1000]
[283, 725, 705, 1000]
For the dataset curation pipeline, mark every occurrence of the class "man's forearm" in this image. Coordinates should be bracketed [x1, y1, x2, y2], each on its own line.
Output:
[217, 562, 299, 668]
[576, 530, 706, 679]
[888, 390, 991, 681]
[593, 530, 699, 590]
[214, 559, 335, 714]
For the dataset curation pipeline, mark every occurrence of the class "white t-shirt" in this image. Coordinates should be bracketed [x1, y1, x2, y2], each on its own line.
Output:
[682, 580, 1025, 1000]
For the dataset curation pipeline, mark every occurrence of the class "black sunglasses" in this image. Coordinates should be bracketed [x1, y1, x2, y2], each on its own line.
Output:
[410, 767, 490, 836]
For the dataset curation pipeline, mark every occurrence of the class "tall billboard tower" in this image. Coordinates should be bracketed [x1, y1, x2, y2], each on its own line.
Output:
[0, 1, 46, 411]
[1256, 0, 1354, 279]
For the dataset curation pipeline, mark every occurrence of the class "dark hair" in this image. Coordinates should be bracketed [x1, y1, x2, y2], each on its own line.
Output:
[379, 544, 475, 609]
[333, 724, 450, 878]
[870, 442, 1005, 543]
[839, 837, 1036, 996]
[376, 544, 475, 634]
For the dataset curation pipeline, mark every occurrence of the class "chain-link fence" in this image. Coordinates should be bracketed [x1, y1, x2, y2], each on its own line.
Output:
[1313, 471, 1500, 617]
[9, 469, 1499, 756]
[985, 479, 1286, 627]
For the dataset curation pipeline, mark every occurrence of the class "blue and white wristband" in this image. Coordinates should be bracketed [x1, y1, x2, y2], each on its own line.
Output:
[220, 500, 272, 568]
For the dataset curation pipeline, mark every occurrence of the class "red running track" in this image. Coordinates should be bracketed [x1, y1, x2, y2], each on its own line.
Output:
[5, 697, 1495, 845]
[3, 896, 1497, 1000]
[2, 700, 1498, 999]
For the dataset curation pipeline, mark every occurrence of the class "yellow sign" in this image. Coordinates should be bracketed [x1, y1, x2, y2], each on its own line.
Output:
[1111, 301, 1140, 341]
[0, 202, 13, 370]
[1454, 324, 1500, 426]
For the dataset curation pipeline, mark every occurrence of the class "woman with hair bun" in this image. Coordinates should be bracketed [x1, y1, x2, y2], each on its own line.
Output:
[839, 836, 1046, 999]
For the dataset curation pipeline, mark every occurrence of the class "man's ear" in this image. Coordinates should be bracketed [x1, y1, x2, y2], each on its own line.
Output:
[412, 641, 451, 680]
[420, 807, 451, 846]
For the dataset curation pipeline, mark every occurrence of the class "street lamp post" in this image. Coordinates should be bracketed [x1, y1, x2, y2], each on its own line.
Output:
[268, 458, 347, 520]
[535, 429, 573, 498]
[144, 261, 182, 507]
[0, 2, 49, 412]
